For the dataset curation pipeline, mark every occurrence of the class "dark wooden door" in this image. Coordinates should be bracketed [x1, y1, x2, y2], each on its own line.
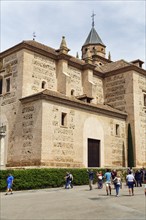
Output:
[88, 138, 100, 167]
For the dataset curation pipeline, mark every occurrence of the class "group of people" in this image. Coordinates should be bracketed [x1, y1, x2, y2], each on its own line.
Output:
[87, 168, 146, 197]
[128, 168, 145, 187]
[5, 168, 146, 196]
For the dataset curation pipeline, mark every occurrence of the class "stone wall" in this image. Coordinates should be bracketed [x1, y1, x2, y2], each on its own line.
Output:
[40, 100, 126, 168]
[22, 51, 57, 97]
[104, 73, 126, 111]
[104, 70, 146, 167]
[92, 75, 104, 104]
[133, 72, 146, 166]
[6, 101, 42, 166]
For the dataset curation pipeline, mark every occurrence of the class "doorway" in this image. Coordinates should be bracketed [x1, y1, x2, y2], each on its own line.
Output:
[88, 138, 100, 167]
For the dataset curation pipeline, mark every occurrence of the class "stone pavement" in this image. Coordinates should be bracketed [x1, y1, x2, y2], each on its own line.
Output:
[0, 183, 145, 220]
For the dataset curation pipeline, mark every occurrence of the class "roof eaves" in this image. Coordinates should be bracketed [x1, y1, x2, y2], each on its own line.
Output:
[20, 89, 127, 119]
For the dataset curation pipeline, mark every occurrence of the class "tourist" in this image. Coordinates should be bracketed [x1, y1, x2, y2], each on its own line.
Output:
[111, 169, 117, 188]
[126, 171, 136, 196]
[144, 170, 146, 196]
[5, 174, 14, 195]
[64, 172, 70, 189]
[96, 171, 103, 189]
[104, 169, 112, 195]
[87, 169, 94, 190]
[113, 173, 121, 197]
[135, 170, 142, 187]
[69, 172, 73, 188]
[140, 167, 145, 183]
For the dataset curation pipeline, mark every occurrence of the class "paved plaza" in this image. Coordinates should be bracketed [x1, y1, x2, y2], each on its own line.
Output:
[0, 184, 145, 220]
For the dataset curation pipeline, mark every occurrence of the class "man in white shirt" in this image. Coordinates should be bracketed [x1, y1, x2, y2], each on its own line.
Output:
[126, 171, 136, 196]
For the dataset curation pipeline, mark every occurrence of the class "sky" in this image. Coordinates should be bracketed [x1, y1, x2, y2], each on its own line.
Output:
[0, 0, 146, 68]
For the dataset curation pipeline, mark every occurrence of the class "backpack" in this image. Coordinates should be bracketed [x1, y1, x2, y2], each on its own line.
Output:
[113, 177, 118, 184]
[69, 174, 73, 181]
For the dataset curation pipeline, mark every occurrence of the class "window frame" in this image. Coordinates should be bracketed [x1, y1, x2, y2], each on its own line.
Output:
[115, 124, 120, 136]
[6, 77, 10, 93]
[61, 112, 67, 127]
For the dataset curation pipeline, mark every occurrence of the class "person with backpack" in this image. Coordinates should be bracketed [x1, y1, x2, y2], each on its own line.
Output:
[96, 171, 103, 189]
[68, 172, 73, 188]
[113, 173, 122, 197]
[64, 172, 70, 189]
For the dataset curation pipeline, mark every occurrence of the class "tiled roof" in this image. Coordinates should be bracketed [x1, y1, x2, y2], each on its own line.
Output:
[100, 59, 131, 73]
[20, 89, 127, 118]
[83, 27, 105, 46]
[23, 40, 58, 55]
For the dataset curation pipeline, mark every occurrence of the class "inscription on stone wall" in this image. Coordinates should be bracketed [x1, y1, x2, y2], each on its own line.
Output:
[110, 120, 125, 138]
[138, 75, 146, 163]
[21, 105, 35, 160]
[2, 53, 18, 105]
[1, 92, 16, 106]
[111, 139, 124, 166]
[51, 106, 75, 162]
[105, 74, 126, 111]
[68, 66, 82, 96]
[32, 53, 56, 92]
[92, 77, 104, 104]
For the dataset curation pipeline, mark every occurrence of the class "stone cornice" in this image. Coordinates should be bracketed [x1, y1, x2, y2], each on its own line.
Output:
[0, 41, 58, 60]
[1, 41, 145, 78]
[20, 90, 127, 120]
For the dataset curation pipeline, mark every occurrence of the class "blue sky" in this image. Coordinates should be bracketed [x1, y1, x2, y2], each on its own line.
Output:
[1, 0, 146, 67]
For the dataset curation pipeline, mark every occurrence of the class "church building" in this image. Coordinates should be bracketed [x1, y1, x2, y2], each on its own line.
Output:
[0, 19, 146, 169]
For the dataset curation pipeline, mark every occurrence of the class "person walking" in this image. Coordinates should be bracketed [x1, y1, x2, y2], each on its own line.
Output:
[64, 172, 70, 189]
[96, 171, 103, 189]
[126, 171, 136, 196]
[69, 172, 73, 188]
[135, 170, 142, 187]
[5, 174, 14, 195]
[113, 173, 121, 197]
[111, 169, 117, 189]
[104, 169, 112, 195]
[87, 169, 94, 190]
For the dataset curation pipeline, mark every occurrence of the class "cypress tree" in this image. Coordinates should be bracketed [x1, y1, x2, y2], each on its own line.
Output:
[127, 123, 134, 167]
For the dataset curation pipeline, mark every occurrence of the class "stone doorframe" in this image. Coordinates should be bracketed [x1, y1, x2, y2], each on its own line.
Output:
[83, 117, 104, 167]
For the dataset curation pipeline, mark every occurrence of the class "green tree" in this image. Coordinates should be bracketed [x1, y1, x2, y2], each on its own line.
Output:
[127, 123, 134, 167]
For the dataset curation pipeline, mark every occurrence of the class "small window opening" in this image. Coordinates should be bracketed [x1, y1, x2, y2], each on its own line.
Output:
[6, 78, 10, 92]
[42, 81, 46, 89]
[116, 124, 120, 136]
[71, 89, 75, 96]
[144, 94, 146, 106]
[61, 113, 67, 126]
[0, 78, 3, 94]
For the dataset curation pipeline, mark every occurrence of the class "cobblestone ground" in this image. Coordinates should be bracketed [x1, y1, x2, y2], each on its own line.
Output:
[0, 183, 145, 220]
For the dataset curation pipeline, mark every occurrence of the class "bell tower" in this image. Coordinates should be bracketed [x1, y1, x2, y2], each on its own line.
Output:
[82, 13, 106, 62]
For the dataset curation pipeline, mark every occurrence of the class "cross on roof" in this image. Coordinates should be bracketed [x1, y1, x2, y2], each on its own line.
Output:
[91, 11, 96, 27]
